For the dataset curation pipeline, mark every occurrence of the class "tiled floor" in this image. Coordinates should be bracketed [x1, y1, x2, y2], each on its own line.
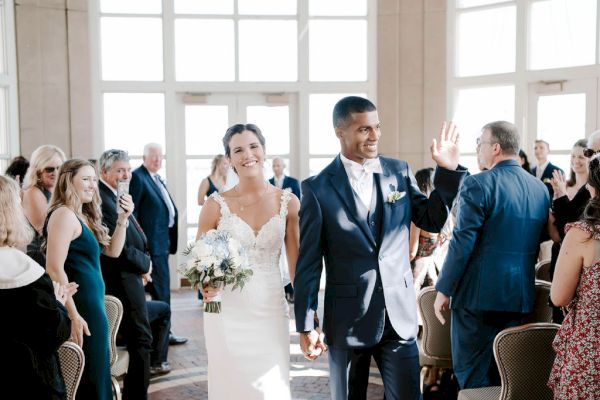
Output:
[147, 290, 385, 400]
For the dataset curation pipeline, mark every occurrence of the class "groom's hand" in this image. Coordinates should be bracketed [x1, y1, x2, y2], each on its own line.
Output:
[430, 121, 460, 170]
[300, 328, 327, 361]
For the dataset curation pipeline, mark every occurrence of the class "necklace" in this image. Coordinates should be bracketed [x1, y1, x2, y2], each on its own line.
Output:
[234, 184, 268, 212]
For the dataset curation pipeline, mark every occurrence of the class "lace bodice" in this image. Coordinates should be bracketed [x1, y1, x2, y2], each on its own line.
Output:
[211, 189, 291, 273]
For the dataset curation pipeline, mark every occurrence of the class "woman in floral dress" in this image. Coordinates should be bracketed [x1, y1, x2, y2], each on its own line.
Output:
[548, 155, 600, 399]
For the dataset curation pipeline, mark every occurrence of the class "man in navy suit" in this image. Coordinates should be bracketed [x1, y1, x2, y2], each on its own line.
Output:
[130, 143, 187, 345]
[269, 156, 301, 302]
[99, 149, 154, 397]
[294, 96, 467, 399]
[531, 139, 563, 197]
[434, 121, 550, 389]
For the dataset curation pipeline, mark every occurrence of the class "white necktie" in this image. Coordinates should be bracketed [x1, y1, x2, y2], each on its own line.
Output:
[154, 174, 176, 228]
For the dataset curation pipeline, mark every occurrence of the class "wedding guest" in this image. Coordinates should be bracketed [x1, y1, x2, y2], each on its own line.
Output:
[45, 159, 134, 400]
[548, 139, 590, 323]
[519, 149, 532, 174]
[0, 175, 77, 400]
[5, 155, 30, 185]
[22, 145, 66, 265]
[435, 121, 549, 389]
[548, 154, 600, 399]
[197, 154, 229, 205]
[532, 140, 563, 197]
[409, 167, 439, 292]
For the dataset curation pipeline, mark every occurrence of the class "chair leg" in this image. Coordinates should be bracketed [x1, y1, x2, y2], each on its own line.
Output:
[111, 376, 122, 400]
[420, 366, 430, 392]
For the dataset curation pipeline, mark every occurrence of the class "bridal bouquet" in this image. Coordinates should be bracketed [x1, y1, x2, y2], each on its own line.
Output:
[179, 230, 253, 313]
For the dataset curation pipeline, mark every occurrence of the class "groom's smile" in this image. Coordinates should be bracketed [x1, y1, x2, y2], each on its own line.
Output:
[336, 110, 381, 164]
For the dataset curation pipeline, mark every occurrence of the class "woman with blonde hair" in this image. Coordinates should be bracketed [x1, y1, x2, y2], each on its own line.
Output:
[22, 145, 66, 265]
[197, 154, 229, 205]
[44, 159, 134, 400]
[0, 175, 77, 399]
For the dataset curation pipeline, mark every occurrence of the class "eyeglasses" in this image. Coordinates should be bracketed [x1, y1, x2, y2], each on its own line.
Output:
[476, 138, 497, 147]
[43, 166, 61, 173]
[583, 148, 599, 158]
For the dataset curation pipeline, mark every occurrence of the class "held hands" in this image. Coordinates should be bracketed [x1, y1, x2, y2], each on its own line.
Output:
[431, 121, 460, 170]
[117, 193, 135, 222]
[53, 281, 78, 306]
[300, 328, 327, 361]
[433, 291, 450, 325]
[550, 170, 567, 199]
[69, 314, 91, 347]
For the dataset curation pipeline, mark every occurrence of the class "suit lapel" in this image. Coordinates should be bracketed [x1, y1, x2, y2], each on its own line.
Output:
[142, 166, 170, 211]
[379, 159, 400, 245]
[329, 156, 376, 246]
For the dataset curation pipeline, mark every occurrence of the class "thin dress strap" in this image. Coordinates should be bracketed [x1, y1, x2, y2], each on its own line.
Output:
[279, 188, 292, 218]
[210, 192, 230, 216]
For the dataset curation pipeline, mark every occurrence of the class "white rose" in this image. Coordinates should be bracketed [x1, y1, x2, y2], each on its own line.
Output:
[193, 240, 212, 258]
[213, 268, 224, 278]
[203, 276, 211, 284]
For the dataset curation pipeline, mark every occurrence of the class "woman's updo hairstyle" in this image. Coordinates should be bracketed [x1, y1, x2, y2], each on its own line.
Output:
[222, 123, 266, 157]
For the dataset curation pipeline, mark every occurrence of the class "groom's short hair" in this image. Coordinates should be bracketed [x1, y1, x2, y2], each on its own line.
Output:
[333, 96, 376, 128]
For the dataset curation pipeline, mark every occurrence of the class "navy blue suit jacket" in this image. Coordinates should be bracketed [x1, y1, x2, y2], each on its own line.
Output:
[294, 155, 466, 348]
[269, 175, 301, 199]
[130, 165, 178, 256]
[436, 159, 550, 313]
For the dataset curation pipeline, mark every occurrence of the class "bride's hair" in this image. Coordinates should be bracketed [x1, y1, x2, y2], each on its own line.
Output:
[223, 123, 266, 157]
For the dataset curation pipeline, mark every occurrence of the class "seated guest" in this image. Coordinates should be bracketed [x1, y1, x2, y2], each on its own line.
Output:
[98, 149, 153, 398]
[409, 167, 439, 293]
[45, 159, 134, 400]
[0, 175, 77, 399]
[548, 139, 590, 323]
[5, 155, 30, 185]
[548, 154, 600, 399]
[22, 145, 66, 265]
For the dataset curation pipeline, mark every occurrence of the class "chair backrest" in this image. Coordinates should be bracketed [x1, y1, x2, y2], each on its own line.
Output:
[104, 294, 123, 367]
[57, 341, 85, 400]
[417, 286, 452, 361]
[522, 280, 553, 324]
[535, 259, 551, 282]
[494, 322, 558, 400]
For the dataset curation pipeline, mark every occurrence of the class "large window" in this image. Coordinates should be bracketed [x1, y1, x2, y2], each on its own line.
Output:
[92, 0, 376, 268]
[0, 0, 18, 173]
[450, 0, 600, 174]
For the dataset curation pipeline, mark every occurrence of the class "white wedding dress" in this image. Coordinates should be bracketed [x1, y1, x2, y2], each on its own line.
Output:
[203, 190, 292, 399]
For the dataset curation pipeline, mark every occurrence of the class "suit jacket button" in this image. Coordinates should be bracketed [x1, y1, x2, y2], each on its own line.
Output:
[378, 255, 384, 261]
[377, 286, 383, 293]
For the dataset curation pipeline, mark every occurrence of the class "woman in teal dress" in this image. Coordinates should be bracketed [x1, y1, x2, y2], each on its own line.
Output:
[45, 159, 134, 400]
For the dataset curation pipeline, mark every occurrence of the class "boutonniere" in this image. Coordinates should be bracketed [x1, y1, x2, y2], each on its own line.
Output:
[387, 190, 405, 203]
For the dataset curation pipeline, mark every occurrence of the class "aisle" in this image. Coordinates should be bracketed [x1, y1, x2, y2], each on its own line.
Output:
[148, 289, 385, 399]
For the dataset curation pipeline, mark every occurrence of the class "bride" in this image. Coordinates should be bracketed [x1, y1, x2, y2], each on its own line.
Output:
[197, 123, 300, 399]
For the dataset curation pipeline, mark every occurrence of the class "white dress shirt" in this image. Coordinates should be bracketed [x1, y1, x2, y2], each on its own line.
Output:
[273, 175, 285, 189]
[535, 161, 549, 179]
[340, 154, 383, 208]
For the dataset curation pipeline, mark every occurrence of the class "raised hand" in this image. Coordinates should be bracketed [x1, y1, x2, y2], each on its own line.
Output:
[431, 121, 460, 170]
[118, 193, 135, 219]
[550, 170, 567, 199]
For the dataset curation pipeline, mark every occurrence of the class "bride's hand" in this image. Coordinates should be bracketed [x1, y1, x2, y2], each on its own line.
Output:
[201, 284, 222, 302]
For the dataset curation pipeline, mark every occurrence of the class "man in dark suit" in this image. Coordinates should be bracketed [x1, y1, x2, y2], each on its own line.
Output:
[532, 139, 563, 197]
[130, 143, 187, 345]
[434, 121, 550, 389]
[294, 96, 466, 399]
[98, 149, 154, 398]
[269, 156, 301, 303]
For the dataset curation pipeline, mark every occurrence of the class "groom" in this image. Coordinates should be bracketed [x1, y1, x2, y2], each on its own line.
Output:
[294, 96, 467, 399]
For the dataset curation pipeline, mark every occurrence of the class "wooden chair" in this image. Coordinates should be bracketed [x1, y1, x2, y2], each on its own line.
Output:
[417, 287, 453, 389]
[535, 259, 552, 282]
[57, 341, 85, 400]
[458, 323, 559, 400]
[105, 295, 129, 400]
